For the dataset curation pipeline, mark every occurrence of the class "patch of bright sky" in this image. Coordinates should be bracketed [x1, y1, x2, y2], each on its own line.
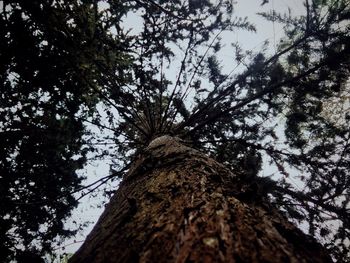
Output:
[58, 0, 306, 257]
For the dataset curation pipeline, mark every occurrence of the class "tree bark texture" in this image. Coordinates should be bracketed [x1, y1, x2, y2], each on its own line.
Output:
[69, 136, 332, 263]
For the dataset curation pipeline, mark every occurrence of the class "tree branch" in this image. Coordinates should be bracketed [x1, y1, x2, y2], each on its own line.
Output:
[176, 34, 310, 132]
[183, 43, 349, 136]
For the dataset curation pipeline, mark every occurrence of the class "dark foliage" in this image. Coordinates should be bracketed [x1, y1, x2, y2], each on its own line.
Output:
[1, 0, 349, 261]
[0, 0, 129, 260]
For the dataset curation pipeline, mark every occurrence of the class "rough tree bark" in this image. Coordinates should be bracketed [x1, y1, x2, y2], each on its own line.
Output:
[69, 136, 332, 263]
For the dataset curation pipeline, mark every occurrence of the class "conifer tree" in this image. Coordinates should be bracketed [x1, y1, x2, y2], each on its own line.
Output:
[1, 0, 349, 261]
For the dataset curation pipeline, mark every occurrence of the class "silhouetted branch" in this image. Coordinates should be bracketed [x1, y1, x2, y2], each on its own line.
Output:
[184, 43, 349, 136]
[177, 34, 310, 132]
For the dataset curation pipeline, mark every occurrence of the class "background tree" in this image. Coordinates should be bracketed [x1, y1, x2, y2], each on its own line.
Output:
[0, 0, 130, 261]
[1, 0, 349, 262]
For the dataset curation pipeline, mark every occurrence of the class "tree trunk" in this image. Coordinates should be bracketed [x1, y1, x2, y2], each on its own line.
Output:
[69, 136, 332, 263]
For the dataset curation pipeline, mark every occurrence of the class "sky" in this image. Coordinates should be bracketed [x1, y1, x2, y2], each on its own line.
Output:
[55, 0, 306, 259]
